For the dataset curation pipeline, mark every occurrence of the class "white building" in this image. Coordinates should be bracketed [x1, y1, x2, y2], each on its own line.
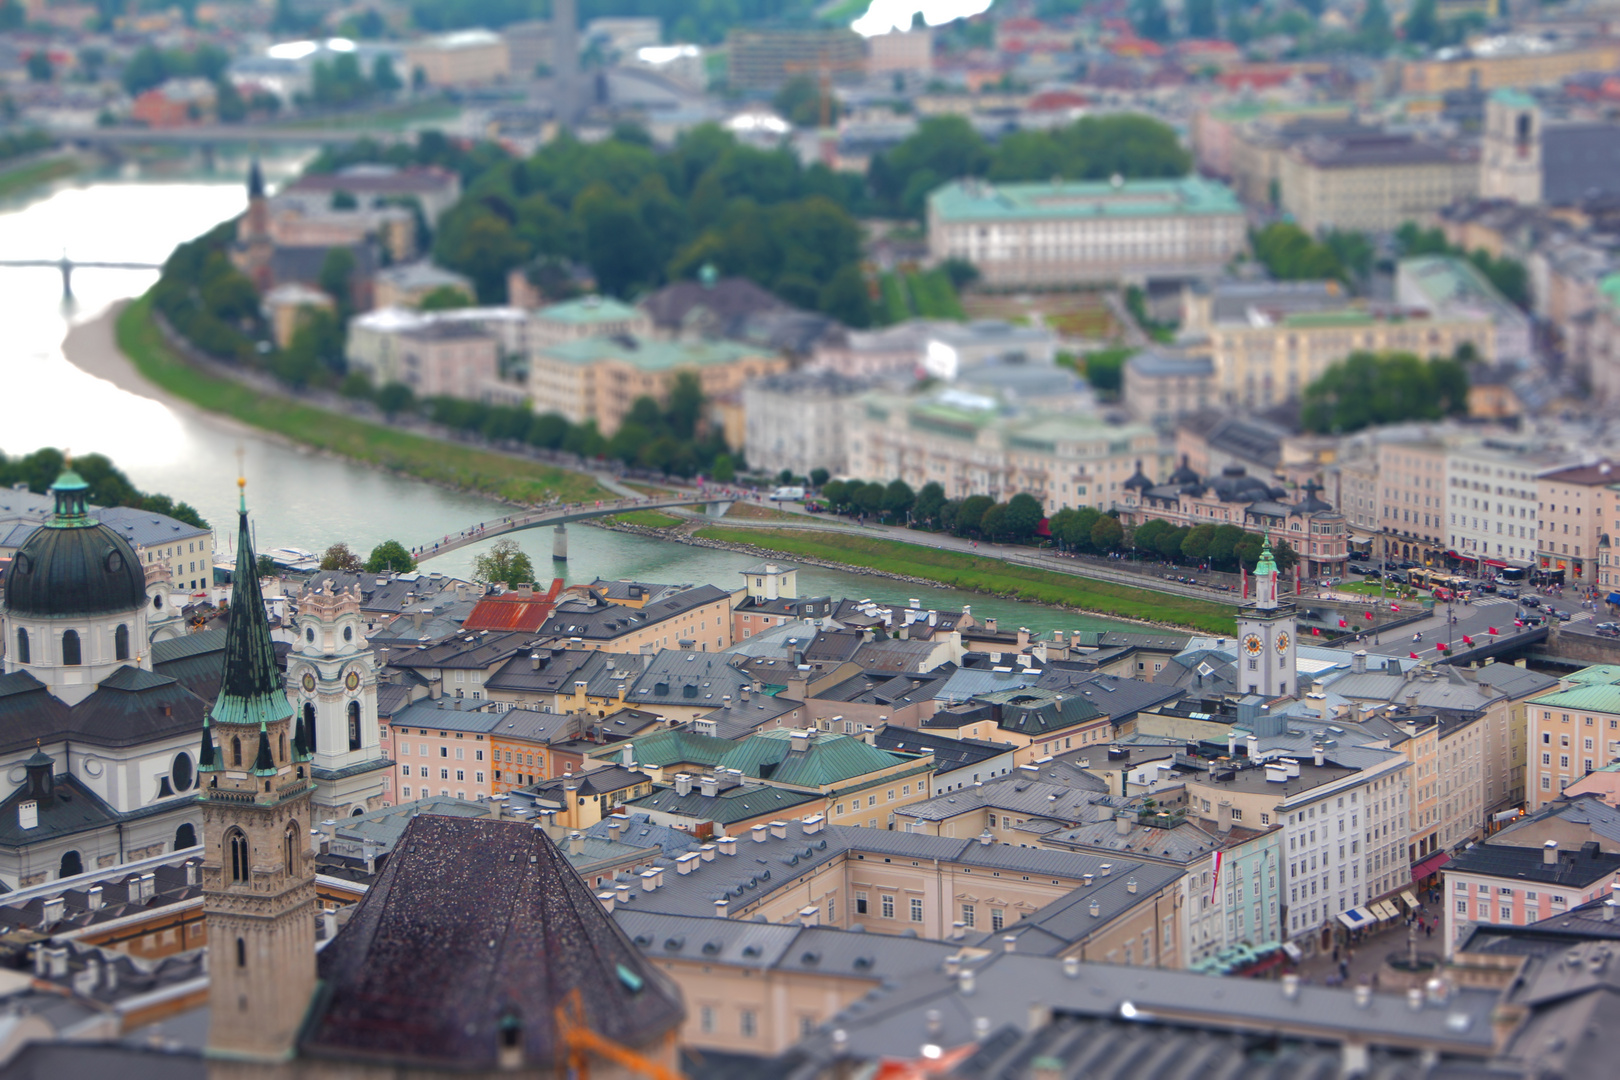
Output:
[743, 370, 866, 479]
[1445, 438, 1571, 576]
[1396, 256, 1533, 366]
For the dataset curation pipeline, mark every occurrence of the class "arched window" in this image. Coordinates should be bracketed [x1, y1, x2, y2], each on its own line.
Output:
[59, 850, 83, 878]
[15, 628, 28, 665]
[279, 733, 286, 761]
[61, 630, 81, 666]
[344, 625, 353, 642]
[231, 736, 242, 767]
[153, 593, 163, 610]
[305, 627, 314, 643]
[115, 624, 130, 661]
[348, 701, 362, 751]
[174, 823, 197, 849]
[304, 703, 317, 753]
[284, 822, 299, 874]
[171, 752, 193, 792]
[227, 829, 249, 882]
[236, 937, 246, 968]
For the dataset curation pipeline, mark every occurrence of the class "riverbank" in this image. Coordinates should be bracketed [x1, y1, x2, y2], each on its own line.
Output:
[598, 519, 1230, 635]
[103, 294, 607, 505]
[0, 153, 81, 202]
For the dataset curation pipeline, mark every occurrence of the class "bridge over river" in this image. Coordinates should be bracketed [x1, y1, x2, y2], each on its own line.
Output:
[411, 492, 735, 562]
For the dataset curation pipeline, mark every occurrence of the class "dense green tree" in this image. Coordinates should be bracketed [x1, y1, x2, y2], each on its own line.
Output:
[913, 481, 947, 528]
[473, 538, 536, 589]
[810, 468, 830, 489]
[1181, 523, 1216, 563]
[367, 540, 416, 573]
[818, 264, 873, 329]
[854, 481, 887, 516]
[1132, 517, 1171, 554]
[884, 479, 916, 522]
[1301, 351, 1470, 434]
[1002, 493, 1045, 543]
[1207, 523, 1245, 569]
[276, 308, 345, 388]
[773, 75, 839, 128]
[1405, 0, 1440, 45]
[1090, 514, 1124, 553]
[711, 454, 735, 483]
[978, 502, 1008, 541]
[375, 382, 415, 417]
[1272, 539, 1299, 574]
[1359, 0, 1393, 52]
[955, 494, 994, 537]
[27, 52, 52, 83]
[1252, 223, 1346, 282]
[1080, 347, 1131, 395]
[320, 543, 364, 572]
[418, 284, 472, 310]
[317, 247, 356, 314]
[821, 479, 849, 509]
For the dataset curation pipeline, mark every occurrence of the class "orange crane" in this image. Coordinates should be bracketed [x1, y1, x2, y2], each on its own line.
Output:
[553, 987, 683, 1080]
[782, 51, 866, 130]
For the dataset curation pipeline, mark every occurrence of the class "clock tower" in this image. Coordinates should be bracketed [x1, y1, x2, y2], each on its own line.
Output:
[287, 579, 390, 818]
[1237, 540, 1297, 699]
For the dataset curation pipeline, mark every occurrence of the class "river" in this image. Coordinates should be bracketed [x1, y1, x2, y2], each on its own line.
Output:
[0, 162, 1145, 637]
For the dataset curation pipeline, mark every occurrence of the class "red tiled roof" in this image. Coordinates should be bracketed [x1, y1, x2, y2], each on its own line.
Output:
[462, 578, 563, 633]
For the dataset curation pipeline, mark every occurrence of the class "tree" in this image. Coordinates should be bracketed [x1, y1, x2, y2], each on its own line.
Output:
[955, 494, 994, 536]
[1002, 493, 1044, 543]
[1186, 0, 1218, 37]
[376, 382, 415, 417]
[854, 481, 887, 516]
[366, 540, 416, 573]
[810, 468, 830, 489]
[1157, 525, 1190, 563]
[372, 55, 402, 93]
[711, 454, 735, 483]
[818, 264, 873, 328]
[1181, 523, 1216, 563]
[318, 247, 356, 314]
[1301, 351, 1470, 434]
[473, 538, 536, 589]
[940, 257, 979, 291]
[1090, 515, 1124, 553]
[1208, 523, 1245, 569]
[1359, 0, 1393, 52]
[418, 284, 472, 310]
[883, 479, 916, 522]
[1061, 507, 1101, 552]
[1404, 0, 1439, 44]
[821, 479, 848, 509]
[256, 554, 278, 578]
[978, 502, 1008, 541]
[1132, 518, 1170, 554]
[320, 543, 364, 572]
[913, 481, 946, 528]
[1272, 539, 1299, 574]
[1081, 347, 1130, 395]
[1252, 223, 1346, 282]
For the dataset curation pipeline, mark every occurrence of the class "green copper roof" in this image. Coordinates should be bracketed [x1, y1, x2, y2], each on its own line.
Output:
[209, 495, 293, 729]
[928, 175, 1242, 224]
[47, 468, 94, 528]
[536, 335, 761, 372]
[536, 296, 641, 325]
[1255, 539, 1278, 578]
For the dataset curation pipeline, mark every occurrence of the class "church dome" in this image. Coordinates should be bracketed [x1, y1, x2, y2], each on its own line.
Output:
[3, 469, 146, 618]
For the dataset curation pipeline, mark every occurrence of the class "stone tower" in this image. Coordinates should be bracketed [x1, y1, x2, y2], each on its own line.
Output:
[235, 158, 274, 292]
[1237, 540, 1297, 699]
[199, 479, 316, 1061]
[287, 579, 389, 818]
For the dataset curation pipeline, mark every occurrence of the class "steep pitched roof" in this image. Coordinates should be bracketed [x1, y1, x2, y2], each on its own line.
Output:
[303, 815, 684, 1069]
[210, 503, 290, 728]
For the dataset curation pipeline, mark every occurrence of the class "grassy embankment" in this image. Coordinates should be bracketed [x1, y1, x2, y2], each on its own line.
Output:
[691, 527, 1238, 634]
[604, 509, 686, 528]
[116, 294, 608, 504]
[0, 155, 79, 200]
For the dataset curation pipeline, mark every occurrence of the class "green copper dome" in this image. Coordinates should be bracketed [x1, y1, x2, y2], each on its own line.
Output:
[2, 469, 146, 618]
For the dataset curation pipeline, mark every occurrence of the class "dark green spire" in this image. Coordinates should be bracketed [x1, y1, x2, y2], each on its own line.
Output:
[198, 716, 217, 772]
[252, 721, 277, 776]
[292, 709, 312, 762]
[248, 157, 264, 200]
[209, 480, 293, 729]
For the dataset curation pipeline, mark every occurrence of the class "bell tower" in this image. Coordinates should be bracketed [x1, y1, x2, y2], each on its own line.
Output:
[287, 579, 390, 817]
[199, 479, 315, 1061]
[1237, 540, 1297, 699]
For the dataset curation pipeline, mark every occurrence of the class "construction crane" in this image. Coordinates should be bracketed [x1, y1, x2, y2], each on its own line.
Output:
[781, 51, 866, 130]
[553, 987, 683, 1080]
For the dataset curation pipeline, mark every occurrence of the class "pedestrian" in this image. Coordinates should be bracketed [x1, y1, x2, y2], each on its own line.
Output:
[1425, 922, 1433, 938]
[1339, 959, 1349, 980]
[1333, 946, 1340, 963]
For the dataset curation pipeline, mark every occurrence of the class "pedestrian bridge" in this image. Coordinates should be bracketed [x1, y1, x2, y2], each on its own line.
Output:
[411, 491, 733, 562]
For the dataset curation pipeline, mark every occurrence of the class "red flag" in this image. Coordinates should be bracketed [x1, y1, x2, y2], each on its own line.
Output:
[1364, 611, 1374, 620]
[1488, 626, 1498, 635]
[1338, 617, 1348, 628]
[1514, 619, 1524, 628]
[1392, 604, 1401, 612]
[1313, 626, 1321, 635]
[1409, 651, 1420, 659]
[1462, 635, 1474, 645]
[1436, 642, 1446, 651]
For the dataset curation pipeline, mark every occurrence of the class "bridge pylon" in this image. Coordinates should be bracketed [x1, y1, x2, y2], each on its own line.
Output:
[553, 523, 568, 561]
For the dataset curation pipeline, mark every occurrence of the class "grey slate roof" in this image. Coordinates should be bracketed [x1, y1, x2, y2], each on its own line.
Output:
[897, 776, 1111, 824]
[613, 910, 957, 979]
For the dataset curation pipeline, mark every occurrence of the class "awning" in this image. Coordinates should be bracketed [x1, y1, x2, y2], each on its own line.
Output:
[1400, 889, 1421, 912]
[1484, 559, 1508, 568]
[1281, 941, 1303, 961]
[1371, 900, 1401, 920]
[1607, 593, 1620, 606]
[1337, 906, 1375, 930]
[1411, 852, 1451, 880]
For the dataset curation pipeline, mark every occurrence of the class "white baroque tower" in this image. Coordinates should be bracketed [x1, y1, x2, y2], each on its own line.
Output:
[286, 579, 390, 817]
[1237, 540, 1297, 699]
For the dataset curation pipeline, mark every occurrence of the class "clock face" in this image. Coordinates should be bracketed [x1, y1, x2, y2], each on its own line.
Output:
[301, 672, 316, 693]
[1275, 631, 1291, 654]
[1242, 634, 1263, 656]
[345, 670, 361, 691]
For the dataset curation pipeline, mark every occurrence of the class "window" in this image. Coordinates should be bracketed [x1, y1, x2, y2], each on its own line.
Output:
[855, 892, 867, 915]
[962, 904, 975, 928]
[285, 823, 299, 874]
[14, 629, 27, 665]
[231, 736, 242, 768]
[236, 937, 247, 968]
[881, 895, 895, 919]
[348, 702, 362, 751]
[991, 909, 1005, 931]
[910, 898, 924, 922]
[61, 629, 80, 666]
[739, 1010, 756, 1038]
[227, 829, 249, 882]
[59, 850, 82, 878]
[115, 624, 129, 661]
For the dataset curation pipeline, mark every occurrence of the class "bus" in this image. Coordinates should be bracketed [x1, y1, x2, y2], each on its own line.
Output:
[1495, 565, 1527, 586]
[1409, 568, 1468, 592]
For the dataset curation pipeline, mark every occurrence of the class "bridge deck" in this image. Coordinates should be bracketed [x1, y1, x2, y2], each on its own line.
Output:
[411, 493, 729, 561]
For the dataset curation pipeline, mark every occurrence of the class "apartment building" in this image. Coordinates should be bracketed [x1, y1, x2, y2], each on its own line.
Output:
[742, 369, 865, 478]
[926, 176, 1245, 288]
[537, 584, 734, 653]
[725, 27, 865, 92]
[1442, 838, 1620, 955]
[1480, 88, 1620, 208]
[529, 335, 787, 436]
[1379, 435, 1450, 566]
[1121, 352, 1216, 428]
[1537, 461, 1615, 583]
[1397, 256, 1532, 365]
[383, 700, 501, 803]
[1400, 38, 1620, 96]
[1277, 131, 1479, 234]
[1446, 439, 1566, 576]
[845, 390, 1161, 515]
[402, 28, 512, 86]
[1527, 667, 1620, 810]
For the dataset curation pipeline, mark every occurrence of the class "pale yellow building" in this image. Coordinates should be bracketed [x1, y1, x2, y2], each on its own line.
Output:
[1399, 40, 1620, 96]
[1277, 131, 1479, 234]
[403, 29, 511, 86]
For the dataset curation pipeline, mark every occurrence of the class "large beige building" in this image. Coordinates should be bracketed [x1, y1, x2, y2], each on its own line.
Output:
[926, 176, 1246, 288]
[1276, 131, 1479, 234]
[1379, 435, 1450, 566]
[845, 390, 1162, 514]
[1399, 39, 1620, 96]
[529, 336, 787, 436]
[1526, 668, 1620, 810]
[1537, 460, 1616, 584]
[403, 29, 512, 86]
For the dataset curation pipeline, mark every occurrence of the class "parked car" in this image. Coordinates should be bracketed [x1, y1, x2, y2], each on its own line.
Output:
[1595, 622, 1620, 633]
[1318, 577, 1342, 587]
[1499, 587, 1518, 599]
[1554, 609, 1573, 621]
[1475, 581, 1497, 594]
[1387, 572, 1408, 586]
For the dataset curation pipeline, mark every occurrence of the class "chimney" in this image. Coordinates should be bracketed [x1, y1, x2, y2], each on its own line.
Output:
[751, 824, 769, 843]
[978, 830, 994, 846]
[136, 872, 155, 903]
[569, 832, 585, 856]
[86, 886, 103, 911]
[718, 836, 737, 856]
[598, 891, 616, 914]
[1245, 734, 1259, 759]
[802, 814, 825, 835]
[1115, 812, 1132, 836]
[790, 730, 809, 752]
[321, 908, 338, 941]
[40, 896, 64, 929]
[1405, 693, 1419, 712]
[1352, 650, 1367, 674]
[1063, 955, 1080, 978]
[675, 773, 693, 797]
[1544, 840, 1559, 865]
[701, 775, 719, 797]
[1002, 935, 1017, 953]
[1313, 745, 1325, 767]
[714, 898, 730, 917]
[699, 843, 715, 861]
[1126, 878, 1138, 895]
[1088, 900, 1101, 918]
[1099, 863, 1112, 877]
[615, 883, 631, 906]
[770, 820, 788, 840]
[18, 801, 37, 830]
[607, 818, 623, 843]
[1282, 973, 1300, 1000]
[1217, 800, 1233, 833]
[958, 968, 975, 995]
[1082, 873, 1094, 887]
[676, 852, 699, 875]
[800, 905, 819, 928]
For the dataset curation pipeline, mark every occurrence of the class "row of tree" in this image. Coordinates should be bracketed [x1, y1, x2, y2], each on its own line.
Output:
[1127, 518, 1297, 573]
[0, 447, 208, 530]
[1251, 223, 1372, 285]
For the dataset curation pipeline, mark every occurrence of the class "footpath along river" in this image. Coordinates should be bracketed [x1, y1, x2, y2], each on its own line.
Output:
[6, 171, 1146, 636]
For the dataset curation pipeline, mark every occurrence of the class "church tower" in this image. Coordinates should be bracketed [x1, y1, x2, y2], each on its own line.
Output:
[287, 580, 390, 817]
[199, 479, 315, 1062]
[1237, 540, 1297, 699]
[234, 158, 274, 292]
